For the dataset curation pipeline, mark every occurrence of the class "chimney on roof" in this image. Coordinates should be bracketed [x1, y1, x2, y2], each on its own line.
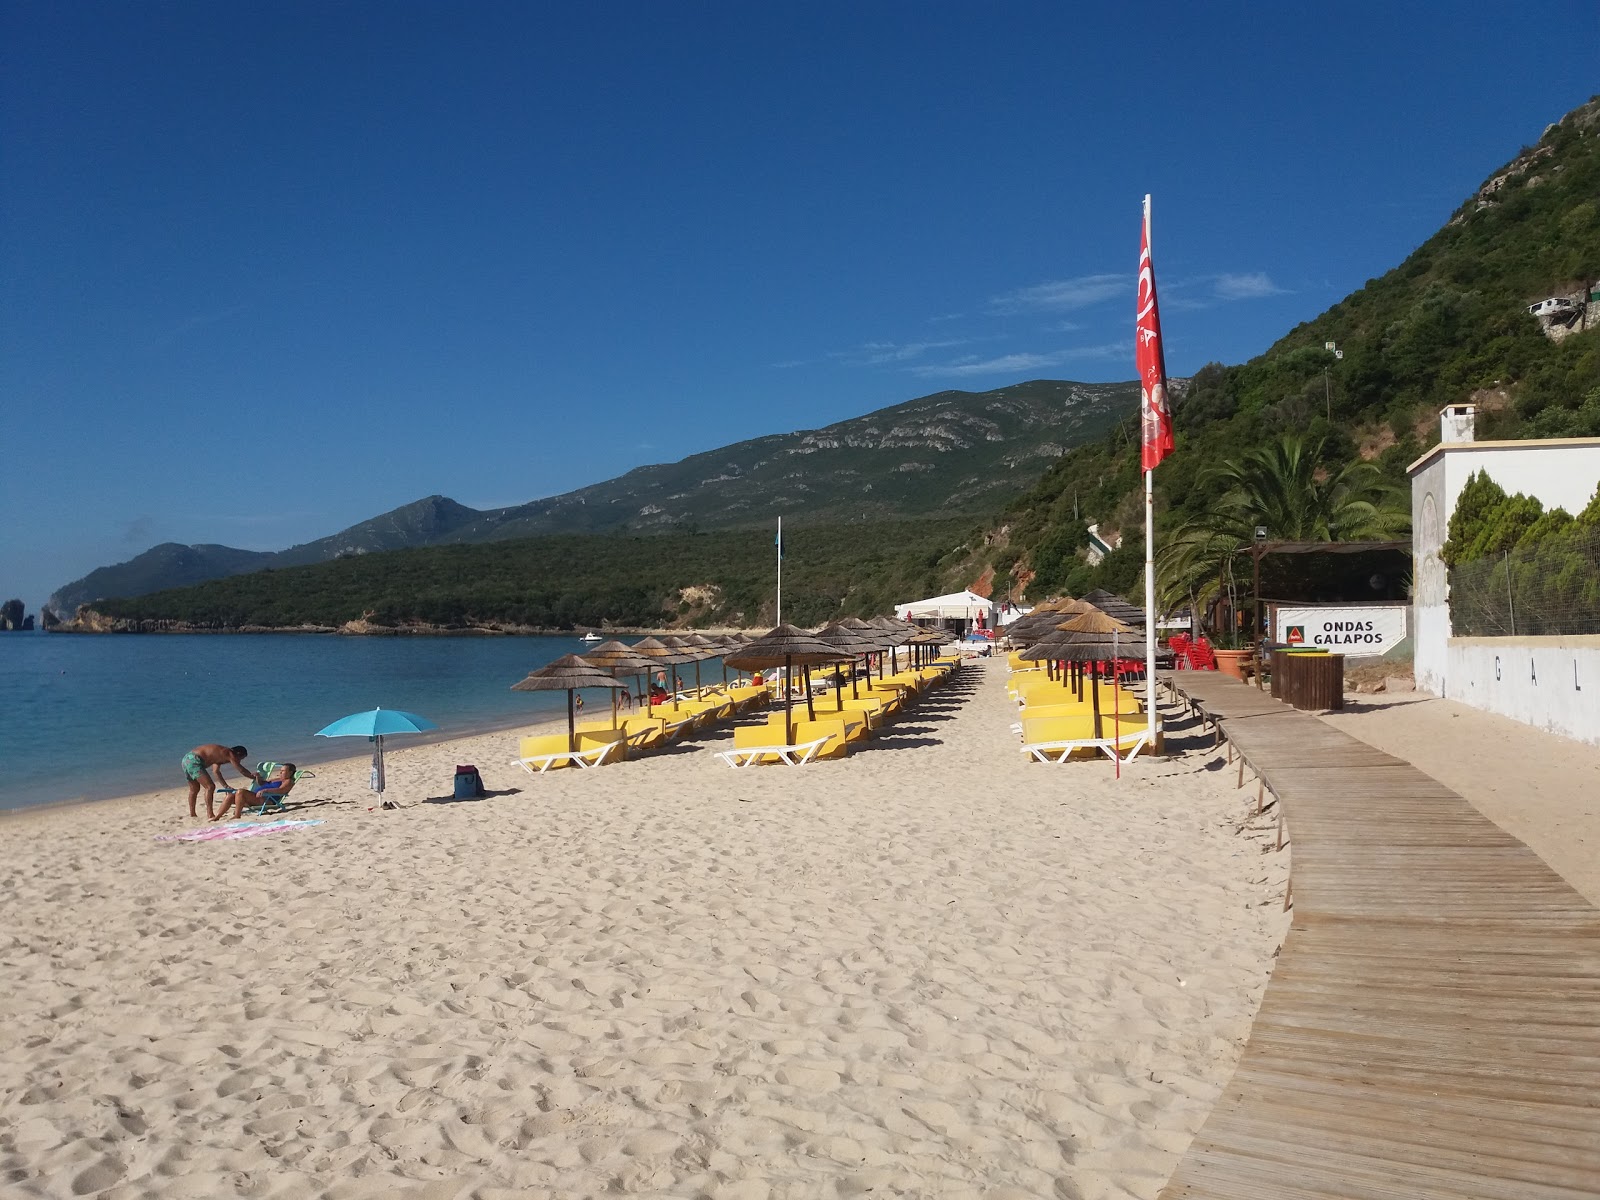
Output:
[1440, 403, 1476, 444]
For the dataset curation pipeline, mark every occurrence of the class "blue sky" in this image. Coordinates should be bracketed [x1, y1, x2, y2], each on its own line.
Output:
[2, 3, 1594, 608]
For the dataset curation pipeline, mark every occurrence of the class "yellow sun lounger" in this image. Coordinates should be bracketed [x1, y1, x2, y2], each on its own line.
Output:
[715, 722, 834, 767]
[579, 716, 671, 752]
[1018, 714, 1152, 764]
[514, 729, 626, 773]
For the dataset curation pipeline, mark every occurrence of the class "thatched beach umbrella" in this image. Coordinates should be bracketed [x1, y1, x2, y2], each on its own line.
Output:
[661, 633, 720, 696]
[1003, 598, 1098, 646]
[511, 654, 627, 753]
[813, 623, 879, 706]
[867, 615, 917, 675]
[1023, 610, 1140, 737]
[724, 625, 849, 745]
[578, 640, 657, 724]
[630, 636, 697, 715]
[1081, 588, 1147, 627]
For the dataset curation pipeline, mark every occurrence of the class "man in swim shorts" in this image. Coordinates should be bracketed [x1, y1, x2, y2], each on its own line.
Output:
[182, 744, 255, 821]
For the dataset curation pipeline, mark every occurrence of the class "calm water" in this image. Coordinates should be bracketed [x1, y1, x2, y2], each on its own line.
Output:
[0, 633, 706, 811]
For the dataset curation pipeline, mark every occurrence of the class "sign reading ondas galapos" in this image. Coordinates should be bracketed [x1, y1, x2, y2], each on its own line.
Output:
[1275, 605, 1408, 655]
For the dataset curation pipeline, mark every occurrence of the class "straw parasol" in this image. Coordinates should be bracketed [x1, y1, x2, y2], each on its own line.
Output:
[1081, 588, 1147, 627]
[723, 624, 849, 744]
[630, 636, 698, 715]
[1021, 609, 1140, 736]
[813, 622, 879, 706]
[576, 640, 657, 724]
[510, 654, 627, 753]
[658, 634, 711, 696]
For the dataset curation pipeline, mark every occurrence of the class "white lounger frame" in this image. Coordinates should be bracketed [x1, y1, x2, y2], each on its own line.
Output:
[713, 736, 832, 768]
[1019, 730, 1152, 765]
[513, 740, 620, 775]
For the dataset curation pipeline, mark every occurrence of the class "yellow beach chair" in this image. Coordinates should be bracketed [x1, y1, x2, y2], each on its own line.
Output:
[514, 728, 627, 773]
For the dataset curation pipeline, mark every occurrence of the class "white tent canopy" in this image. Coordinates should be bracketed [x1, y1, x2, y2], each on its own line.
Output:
[895, 589, 998, 626]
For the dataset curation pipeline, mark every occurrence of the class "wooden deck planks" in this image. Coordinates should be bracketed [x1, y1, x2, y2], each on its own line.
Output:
[1157, 672, 1600, 1200]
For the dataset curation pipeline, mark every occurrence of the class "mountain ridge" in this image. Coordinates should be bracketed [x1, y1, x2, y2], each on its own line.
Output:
[48, 378, 1139, 615]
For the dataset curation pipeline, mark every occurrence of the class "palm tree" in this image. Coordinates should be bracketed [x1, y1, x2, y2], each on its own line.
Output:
[1156, 435, 1409, 623]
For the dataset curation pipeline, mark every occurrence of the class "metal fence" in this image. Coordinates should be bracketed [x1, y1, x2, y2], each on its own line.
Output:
[1449, 523, 1600, 637]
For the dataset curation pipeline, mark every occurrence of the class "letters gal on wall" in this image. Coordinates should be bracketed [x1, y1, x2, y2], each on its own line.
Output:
[1275, 606, 1409, 655]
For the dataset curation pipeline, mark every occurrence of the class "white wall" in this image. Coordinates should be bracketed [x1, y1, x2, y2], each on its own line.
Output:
[1432, 441, 1600, 523]
[1410, 439, 1600, 702]
[1445, 637, 1600, 746]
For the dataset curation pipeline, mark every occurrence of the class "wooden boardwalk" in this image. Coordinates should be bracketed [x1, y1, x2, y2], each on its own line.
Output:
[1156, 671, 1600, 1200]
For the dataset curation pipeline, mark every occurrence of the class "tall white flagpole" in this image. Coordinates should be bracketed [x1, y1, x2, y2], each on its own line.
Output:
[1143, 195, 1159, 756]
[776, 516, 783, 626]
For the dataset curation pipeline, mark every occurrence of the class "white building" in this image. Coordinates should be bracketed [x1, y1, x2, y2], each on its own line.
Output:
[1409, 405, 1600, 743]
[895, 589, 997, 633]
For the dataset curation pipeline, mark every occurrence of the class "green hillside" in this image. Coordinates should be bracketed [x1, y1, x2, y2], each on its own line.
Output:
[49, 379, 1132, 615]
[989, 96, 1600, 603]
[89, 519, 979, 632]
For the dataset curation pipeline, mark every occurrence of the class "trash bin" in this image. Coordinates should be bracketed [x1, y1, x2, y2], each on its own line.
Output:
[1277, 650, 1343, 711]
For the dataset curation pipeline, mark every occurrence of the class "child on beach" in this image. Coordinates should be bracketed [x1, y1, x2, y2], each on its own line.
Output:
[181, 744, 255, 820]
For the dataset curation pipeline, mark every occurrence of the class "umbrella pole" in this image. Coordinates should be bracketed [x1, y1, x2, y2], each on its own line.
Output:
[568, 690, 577, 754]
[804, 666, 815, 721]
[1092, 666, 1103, 739]
[834, 664, 843, 711]
[851, 658, 861, 699]
[784, 654, 794, 746]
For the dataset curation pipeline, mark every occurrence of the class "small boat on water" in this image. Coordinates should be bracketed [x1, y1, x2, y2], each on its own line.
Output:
[580, 632, 602, 642]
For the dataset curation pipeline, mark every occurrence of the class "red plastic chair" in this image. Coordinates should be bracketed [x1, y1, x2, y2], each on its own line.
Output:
[1185, 637, 1217, 671]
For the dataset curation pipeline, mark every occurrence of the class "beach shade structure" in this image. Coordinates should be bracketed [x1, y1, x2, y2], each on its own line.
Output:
[629, 637, 698, 714]
[511, 654, 628, 753]
[1024, 609, 1141, 737]
[1002, 599, 1098, 645]
[1081, 588, 1147, 627]
[866, 615, 917, 674]
[724, 625, 850, 745]
[572, 640, 657, 724]
[659, 633, 719, 696]
[813, 623, 879, 705]
[315, 707, 439, 795]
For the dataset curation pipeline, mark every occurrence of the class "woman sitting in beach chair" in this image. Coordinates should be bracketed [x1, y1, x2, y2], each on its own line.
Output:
[218, 761, 302, 820]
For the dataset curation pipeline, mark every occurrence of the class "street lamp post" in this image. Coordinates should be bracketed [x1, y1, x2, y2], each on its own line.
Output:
[1323, 341, 1343, 423]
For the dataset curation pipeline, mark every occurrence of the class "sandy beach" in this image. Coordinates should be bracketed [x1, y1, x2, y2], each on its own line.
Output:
[2, 661, 1291, 1199]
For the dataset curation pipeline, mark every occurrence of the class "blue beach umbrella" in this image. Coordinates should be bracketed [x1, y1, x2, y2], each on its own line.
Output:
[315, 707, 439, 794]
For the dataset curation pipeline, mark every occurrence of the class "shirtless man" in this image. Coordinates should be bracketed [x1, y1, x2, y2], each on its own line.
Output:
[181, 744, 255, 821]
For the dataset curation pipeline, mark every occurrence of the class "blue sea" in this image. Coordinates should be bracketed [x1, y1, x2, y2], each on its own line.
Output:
[1, 633, 712, 812]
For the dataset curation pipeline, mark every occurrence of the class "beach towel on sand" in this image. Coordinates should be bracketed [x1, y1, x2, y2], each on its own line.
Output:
[155, 819, 322, 843]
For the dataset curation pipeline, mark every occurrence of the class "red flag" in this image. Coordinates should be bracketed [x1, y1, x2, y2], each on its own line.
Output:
[1137, 197, 1174, 471]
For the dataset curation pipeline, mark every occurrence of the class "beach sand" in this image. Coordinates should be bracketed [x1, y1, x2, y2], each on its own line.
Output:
[2, 661, 1290, 1199]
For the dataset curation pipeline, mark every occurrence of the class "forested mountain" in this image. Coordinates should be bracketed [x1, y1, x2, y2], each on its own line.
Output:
[49, 379, 1133, 615]
[986, 96, 1600, 603]
[88, 519, 978, 632]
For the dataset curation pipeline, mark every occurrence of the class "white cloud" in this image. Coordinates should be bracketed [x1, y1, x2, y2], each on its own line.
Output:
[989, 275, 1127, 315]
[1213, 272, 1286, 300]
[843, 338, 971, 366]
[910, 343, 1127, 378]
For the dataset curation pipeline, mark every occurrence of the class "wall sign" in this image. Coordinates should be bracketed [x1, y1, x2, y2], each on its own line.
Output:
[1275, 605, 1408, 656]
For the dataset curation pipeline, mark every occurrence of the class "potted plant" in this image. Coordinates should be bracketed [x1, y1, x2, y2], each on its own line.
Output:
[1209, 627, 1253, 680]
